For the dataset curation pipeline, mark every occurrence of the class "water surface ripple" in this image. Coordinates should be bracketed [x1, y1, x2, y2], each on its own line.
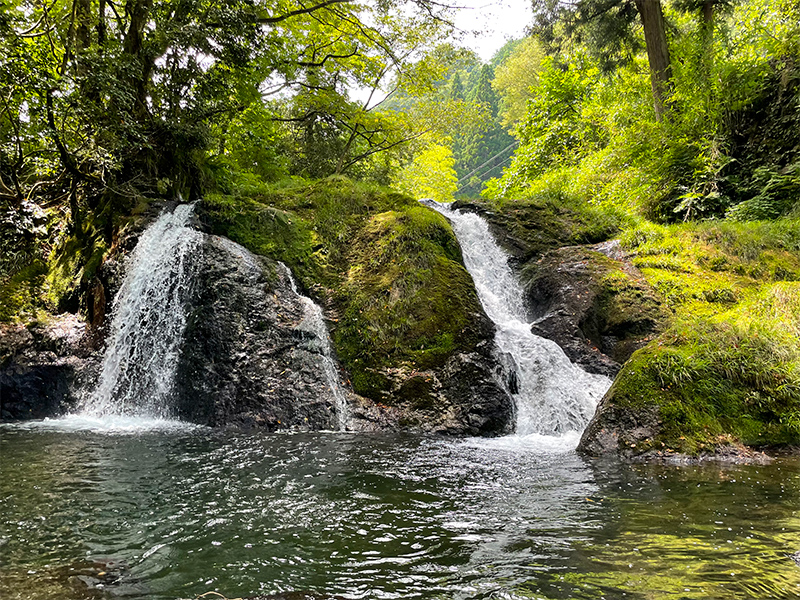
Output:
[1, 427, 799, 599]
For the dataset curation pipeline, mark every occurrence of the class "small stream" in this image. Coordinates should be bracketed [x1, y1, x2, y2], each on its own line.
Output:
[1, 426, 799, 600]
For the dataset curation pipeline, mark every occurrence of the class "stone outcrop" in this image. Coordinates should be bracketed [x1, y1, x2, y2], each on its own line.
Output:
[578, 391, 774, 464]
[173, 231, 514, 435]
[0, 315, 98, 420]
[348, 336, 514, 436]
[2, 199, 514, 436]
[523, 243, 667, 377]
[174, 235, 347, 430]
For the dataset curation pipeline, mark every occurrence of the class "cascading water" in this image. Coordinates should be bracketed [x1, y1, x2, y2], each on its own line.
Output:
[425, 200, 611, 437]
[281, 264, 350, 431]
[81, 204, 203, 419]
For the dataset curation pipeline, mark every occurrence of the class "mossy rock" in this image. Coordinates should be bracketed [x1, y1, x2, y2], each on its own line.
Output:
[520, 244, 667, 377]
[579, 283, 800, 457]
[577, 218, 800, 457]
[200, 179, 512, 434]
[454, 195, 624, 263]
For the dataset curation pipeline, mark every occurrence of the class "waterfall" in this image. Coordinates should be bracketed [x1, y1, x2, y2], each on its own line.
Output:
[281, 264, 350, 431]
[81, 204, 202, 418]
[425, 200, 611, 437]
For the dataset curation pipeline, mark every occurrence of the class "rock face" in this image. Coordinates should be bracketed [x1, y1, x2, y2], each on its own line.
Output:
[174, 235, 345, 430]
[0, 315, 98, 420]
[523, 243, 667, 377]
[173, 232, 513, 434]
[577, 387, 662, 457]
[348, 332, 514, 436]
[2, 203, 514, 435]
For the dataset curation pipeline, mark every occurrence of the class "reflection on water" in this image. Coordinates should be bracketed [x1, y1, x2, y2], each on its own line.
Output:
[1, 425, 799, 600]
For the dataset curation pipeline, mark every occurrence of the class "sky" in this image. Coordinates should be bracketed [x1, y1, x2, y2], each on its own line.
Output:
[451, 0, 533, 61]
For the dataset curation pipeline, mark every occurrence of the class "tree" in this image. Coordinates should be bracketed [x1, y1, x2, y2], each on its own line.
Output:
[393, 138, 458, 202]
[0, 0, 458, 226]
[492, 37, 545, 128]
[456, 64, 515, 196]
[531, 0, 674, 119]
[634, 0, 672, 119]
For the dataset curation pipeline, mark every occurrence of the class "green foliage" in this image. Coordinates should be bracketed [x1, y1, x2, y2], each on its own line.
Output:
[491, 54, 603, 196]
[454, 63, 516, 197]
[492, 37, 545, 128]
[485, 0, 800, 225]
[0, 261, 47, 322]
[393, 139, 458, 202]
[611, 289, 800, 451]
[605, 216, 800, 451]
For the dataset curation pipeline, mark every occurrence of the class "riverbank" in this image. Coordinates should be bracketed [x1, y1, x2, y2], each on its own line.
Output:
[466, 192, 800, 459]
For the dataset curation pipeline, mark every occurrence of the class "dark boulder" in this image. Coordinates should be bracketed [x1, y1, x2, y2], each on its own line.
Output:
[522, 243, 667, 377]
[174, 235, 345, 430]
[173, 232, 513, 435]
[0, 315, 97, 420]
[348, 337, 514, 436]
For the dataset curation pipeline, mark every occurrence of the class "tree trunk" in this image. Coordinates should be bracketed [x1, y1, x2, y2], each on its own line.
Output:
[634, 0, 672, 120]
[700, 1, 715, 82]
[75, 0, 91, 51]
[97, 0, 107, 48]
[122, 0, 154, 119]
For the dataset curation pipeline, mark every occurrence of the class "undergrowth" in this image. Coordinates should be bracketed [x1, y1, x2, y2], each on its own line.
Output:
[609, 218, 800, 451]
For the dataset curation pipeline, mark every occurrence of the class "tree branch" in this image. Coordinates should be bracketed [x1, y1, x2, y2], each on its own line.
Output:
[257, 0, 354, 24]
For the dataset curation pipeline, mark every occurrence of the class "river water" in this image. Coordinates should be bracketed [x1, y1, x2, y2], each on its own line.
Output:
[2, 422, 799, 600]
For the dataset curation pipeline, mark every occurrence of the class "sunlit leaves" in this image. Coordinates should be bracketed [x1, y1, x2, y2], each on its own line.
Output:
[393, 136, 457, 202]
[492, 36, 545, 128]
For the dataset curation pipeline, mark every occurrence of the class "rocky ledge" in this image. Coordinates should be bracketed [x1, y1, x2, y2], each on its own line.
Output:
[0, 314, 98, 420]
[176, 231, 513, 434]
[523, 242, 667, 377]
[2, 205, 514, 436]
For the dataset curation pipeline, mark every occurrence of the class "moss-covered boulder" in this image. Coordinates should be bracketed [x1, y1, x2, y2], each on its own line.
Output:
[522, 243, 667, 377]
[201, 179, 513, 435]
[579, 219, 800, 459]
[453, 195, 625, 264]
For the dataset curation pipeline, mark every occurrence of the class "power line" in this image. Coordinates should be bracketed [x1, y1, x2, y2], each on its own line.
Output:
[456, 153, 515, 195]
[456, 140, 519, 185]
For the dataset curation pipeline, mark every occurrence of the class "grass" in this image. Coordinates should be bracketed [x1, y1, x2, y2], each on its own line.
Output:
[608, 218, 800, 452]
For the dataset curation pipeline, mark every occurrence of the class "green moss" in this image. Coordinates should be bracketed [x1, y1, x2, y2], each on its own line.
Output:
[476, 192, 629, 258]
[201, 178, 486, 402]
[203, 192, 318, 281]
[0, 261, 48, 322]
[43, 225, 111, 316]
[609, 282, 800, 453]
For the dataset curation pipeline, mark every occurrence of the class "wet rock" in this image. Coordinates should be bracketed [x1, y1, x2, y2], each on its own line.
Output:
[577, 393, 662, 457]
[349, 339, 514, 436]
[577, 383, 775, 464]
[174, 235, 345, 430]
[522, 245, 667, 377]
[175, 232, 512, 435]
[0, 314, 98, 420]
